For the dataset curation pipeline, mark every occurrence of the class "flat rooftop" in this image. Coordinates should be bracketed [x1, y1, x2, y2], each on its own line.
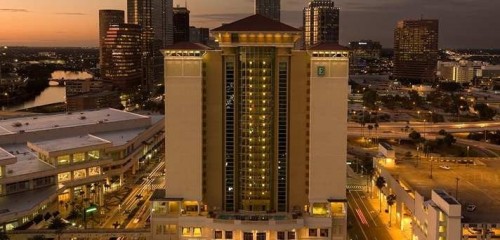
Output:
[0, 108, 149, 135]
[2, 144, 55, 177]
[0, 185, 57, 218]
[0, 148, 15, 162]
[28, 135, 111, 156]
[379, 158, 500, 224]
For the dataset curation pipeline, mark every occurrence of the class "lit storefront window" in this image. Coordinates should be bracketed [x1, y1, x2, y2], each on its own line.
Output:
[73, 169, 87, 180]
[58, 172, 71, 182]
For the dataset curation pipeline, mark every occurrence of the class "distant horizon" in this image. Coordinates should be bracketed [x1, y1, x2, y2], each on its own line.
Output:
[0, 0, 499, 48]
[4, 46, 500, 51]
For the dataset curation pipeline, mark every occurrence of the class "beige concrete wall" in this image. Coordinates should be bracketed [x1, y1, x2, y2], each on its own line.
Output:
[203, 51, 224, 209]
[165, 57, 203, 201]
[308, 58, 348, 202]
[289, 51, 309, 211]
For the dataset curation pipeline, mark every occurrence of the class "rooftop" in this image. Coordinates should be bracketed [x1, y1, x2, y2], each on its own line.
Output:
[0, 108, 149, 136]
[379, 158, 500, 223]
[28, 135, 111, 157]
[212, 14, 300, 32]
[3, 144, 55, 177]
[309, 42, 350, 51]
[164, 42, 211, 50]
[0, 185, 57, 218]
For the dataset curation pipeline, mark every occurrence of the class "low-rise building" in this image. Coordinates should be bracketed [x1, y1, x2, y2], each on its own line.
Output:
[373, 157, 500, 240]
[0, 108, 164, 231]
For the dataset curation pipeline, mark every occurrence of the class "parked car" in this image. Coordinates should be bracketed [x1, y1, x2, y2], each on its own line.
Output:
[439, 165, 451, 170]
[466, 204, 477, 212]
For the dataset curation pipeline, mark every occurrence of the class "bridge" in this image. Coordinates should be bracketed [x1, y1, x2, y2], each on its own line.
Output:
[8, 228, 151, 240]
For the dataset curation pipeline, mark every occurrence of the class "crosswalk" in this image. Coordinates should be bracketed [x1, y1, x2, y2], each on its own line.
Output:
[347, 184, 366, 190]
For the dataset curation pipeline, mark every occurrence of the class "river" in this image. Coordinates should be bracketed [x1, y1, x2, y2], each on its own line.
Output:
[2, 71, 92, 111]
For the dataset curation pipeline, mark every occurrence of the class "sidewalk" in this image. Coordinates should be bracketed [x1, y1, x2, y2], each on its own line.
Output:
[367, 190, 412, 240]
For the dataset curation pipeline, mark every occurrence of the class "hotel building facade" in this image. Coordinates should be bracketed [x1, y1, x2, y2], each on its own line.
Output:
[152, 15, 349, 240]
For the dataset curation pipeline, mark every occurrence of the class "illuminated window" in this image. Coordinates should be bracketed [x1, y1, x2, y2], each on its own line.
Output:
[73, 169, 86, 180]
[193, 227, 202, 237]
[73, 153, 85, 163]
[58, 172, 71, 182]
[57, 155, 70, 165]
[182, 227, 190, 236]
[88, 167, 100, 176]
[88, 150, 100, 160]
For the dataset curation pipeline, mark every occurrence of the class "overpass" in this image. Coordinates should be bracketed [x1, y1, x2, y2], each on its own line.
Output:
[348, 121, 500, 135]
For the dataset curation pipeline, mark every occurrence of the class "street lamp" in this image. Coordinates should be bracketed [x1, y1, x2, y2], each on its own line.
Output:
[429, 156, 433, 179]
[466, 146, 470, 167]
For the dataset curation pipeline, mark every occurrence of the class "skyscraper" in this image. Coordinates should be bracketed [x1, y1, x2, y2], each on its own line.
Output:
[98, 10, 125, 77]
[394, 19, 439, 83]
[128, 0, 173, 87]
[151, 14, 349, 240]
[173, 7, 190, 43]
[101, 24, 142, 90]
[303, 0, 340, 48]
[151, 0, 174, 47]
[255, 0, 280, 21]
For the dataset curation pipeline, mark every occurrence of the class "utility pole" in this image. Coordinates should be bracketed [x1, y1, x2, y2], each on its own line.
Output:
[455, 178, 460, 200]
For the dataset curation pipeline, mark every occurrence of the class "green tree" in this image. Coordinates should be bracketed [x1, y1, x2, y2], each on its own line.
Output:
[387, 194, 397, 227]
[48, 217, 68, 240]
[443, 134, 456, 147]
[409, 131, 422, 142]
[375, 176, 386, 213]
[363, 90, 378, 109]
[474, 103, 497, 120]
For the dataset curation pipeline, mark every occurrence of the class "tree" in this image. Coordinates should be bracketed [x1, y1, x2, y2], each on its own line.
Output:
[367, 125, 374, 141]
[409, 131, 422, 142]
[438, 129, 447, 136]
[474, 103, 497, 120]
[443, 133, 457, 147]
[48, 217, 68, 240]
[363, 89, 378, 109]
[374, 123, 380, 143]
[375, 176, 386, 213]
[387, 194, 397, 227]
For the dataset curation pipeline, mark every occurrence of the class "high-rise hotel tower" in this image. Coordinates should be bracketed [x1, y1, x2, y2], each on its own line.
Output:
[152, 14, 349, 240]
[255, 0, 280, 21]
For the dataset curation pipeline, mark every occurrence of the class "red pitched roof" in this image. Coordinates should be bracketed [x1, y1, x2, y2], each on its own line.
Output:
[164, 42, 211, 50]
[212, 14, 300, 32]
[308, 42, 349, 51]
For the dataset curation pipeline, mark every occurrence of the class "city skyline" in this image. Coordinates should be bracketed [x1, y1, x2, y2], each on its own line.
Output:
[0, 0, 500, 48]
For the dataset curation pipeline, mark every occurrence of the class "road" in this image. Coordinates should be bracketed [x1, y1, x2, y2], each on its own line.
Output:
[347, 189, 393, 240]
[102, 161, 165, 229]
[348, 121, 500, 134]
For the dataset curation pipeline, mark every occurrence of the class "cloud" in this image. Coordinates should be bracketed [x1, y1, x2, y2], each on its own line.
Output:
[54, 12, 87, 16]
[0, 8, 29, 12]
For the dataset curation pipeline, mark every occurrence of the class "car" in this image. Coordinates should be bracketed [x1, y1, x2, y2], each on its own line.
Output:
[439, 165, 451, 170]
[466, 204, 477, 212]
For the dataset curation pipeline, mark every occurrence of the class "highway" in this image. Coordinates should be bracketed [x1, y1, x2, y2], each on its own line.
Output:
[348, 120, 500, 134]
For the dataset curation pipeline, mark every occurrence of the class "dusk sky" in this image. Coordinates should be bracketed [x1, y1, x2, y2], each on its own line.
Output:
[0, 0, 499, 48]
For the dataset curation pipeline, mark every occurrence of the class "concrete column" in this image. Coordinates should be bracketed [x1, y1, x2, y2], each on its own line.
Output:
[396, 200, 403, 229]
[119, 174, 124, 186]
